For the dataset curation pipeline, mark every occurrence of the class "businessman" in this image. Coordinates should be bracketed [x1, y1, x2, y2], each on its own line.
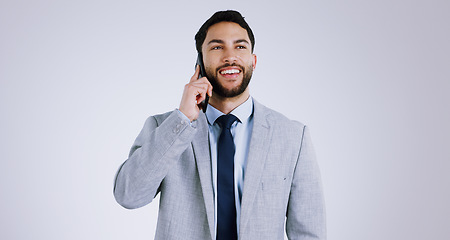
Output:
[114, 10, 326, 240]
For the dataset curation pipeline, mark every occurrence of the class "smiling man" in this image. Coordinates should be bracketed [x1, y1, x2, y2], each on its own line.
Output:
[114, 10, 326, 240]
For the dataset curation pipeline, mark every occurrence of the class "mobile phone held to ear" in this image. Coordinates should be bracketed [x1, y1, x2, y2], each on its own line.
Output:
[196, 53, 209, 113]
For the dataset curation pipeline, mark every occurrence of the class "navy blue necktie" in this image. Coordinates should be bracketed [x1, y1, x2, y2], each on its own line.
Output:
[216, 114, 238, 240]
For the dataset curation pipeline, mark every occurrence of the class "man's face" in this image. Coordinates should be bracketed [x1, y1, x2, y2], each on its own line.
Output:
[201, 21, 257, 98]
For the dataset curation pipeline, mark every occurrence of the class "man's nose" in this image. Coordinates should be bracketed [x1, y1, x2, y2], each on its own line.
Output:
[222, 49, 238, 63]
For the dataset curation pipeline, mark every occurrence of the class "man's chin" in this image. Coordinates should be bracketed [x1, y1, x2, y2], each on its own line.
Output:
[214, 85, 247, 98]
[208, 71, 251, 98]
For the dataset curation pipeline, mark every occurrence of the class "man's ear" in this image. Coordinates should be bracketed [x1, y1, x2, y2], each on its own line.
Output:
[252, 54, 257, 69]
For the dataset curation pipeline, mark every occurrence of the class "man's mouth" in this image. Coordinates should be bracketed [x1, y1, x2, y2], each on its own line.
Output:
[219, 67, 242, 78]
[220, 69, 240, 74]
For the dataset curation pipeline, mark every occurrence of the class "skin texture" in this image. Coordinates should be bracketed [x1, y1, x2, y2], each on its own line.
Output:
[179, 22, 257, 121]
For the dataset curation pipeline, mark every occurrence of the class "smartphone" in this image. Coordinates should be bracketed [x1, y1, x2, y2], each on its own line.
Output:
[196, 52, 209, 112]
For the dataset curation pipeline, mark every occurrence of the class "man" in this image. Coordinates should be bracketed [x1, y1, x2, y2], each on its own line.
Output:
[114, 10, 326, 240]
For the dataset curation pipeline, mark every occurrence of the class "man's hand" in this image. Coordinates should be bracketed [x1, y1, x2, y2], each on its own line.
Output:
[179, 65, 213, 122]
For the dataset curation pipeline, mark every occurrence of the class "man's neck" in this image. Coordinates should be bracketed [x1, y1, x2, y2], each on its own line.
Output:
[209, 89, 250, 114]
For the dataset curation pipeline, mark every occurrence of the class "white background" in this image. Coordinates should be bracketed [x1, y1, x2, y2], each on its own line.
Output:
[1, 0, 449, 239]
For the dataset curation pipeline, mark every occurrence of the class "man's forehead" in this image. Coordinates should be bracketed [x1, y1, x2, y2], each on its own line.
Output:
[204, 22, 250, 42]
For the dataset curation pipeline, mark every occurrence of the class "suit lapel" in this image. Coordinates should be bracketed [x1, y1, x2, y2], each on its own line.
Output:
[239, 100, 274, 230]
[191, 113, 215, 239]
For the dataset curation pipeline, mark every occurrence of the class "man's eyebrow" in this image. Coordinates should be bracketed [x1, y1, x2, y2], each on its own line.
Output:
[207, 39, 224, 45]
[235, 39, 250, 45]
[206, 39, 250, 45]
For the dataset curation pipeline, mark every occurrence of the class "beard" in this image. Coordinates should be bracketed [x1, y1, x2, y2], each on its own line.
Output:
[205, 63, 253, 98]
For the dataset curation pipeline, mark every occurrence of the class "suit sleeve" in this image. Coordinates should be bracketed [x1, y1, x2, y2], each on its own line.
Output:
[113, 111, 197, 209]
[286, 125, 327, 239]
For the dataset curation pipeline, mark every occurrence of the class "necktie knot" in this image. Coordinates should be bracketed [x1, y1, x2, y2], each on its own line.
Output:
[216, 114, 238, 130]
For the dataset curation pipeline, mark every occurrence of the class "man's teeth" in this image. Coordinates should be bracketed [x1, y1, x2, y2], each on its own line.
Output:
[220, 69, 240, 74]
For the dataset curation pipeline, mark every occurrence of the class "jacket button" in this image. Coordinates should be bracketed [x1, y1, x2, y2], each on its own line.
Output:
[173, 124, 182, 133]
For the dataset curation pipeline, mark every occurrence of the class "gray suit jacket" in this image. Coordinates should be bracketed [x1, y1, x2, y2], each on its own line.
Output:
[114, 100, 326, 240]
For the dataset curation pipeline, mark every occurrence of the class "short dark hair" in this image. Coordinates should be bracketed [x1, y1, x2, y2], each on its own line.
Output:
[195, 10, 255, 53]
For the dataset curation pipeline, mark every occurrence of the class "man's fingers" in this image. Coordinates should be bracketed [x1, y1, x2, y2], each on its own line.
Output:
[207, 81, 213, 97]
[190, 65, 200, 82]
[179, 66, 213, 121]
[190, 65, 213, 97]
[201, 79, 212, 97]
[191, 83, 209, 102]
[191, 68, 213, 96]
[185, 81, 208, 99]
[191, 81, 209, 92]
[193, 77, 213, 97]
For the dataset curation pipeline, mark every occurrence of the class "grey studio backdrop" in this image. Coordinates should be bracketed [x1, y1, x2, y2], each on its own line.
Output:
[1, 0, 449, 239]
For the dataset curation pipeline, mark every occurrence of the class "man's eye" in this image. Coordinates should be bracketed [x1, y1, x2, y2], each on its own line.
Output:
[237, 46, 247, 49]
[212, 46, 222, 50]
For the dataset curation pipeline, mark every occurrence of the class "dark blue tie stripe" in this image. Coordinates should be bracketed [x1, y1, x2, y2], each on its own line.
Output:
[216, 114, 238, 240]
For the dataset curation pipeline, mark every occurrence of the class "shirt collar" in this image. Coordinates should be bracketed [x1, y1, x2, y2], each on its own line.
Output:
[206, 97, 254, 126]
